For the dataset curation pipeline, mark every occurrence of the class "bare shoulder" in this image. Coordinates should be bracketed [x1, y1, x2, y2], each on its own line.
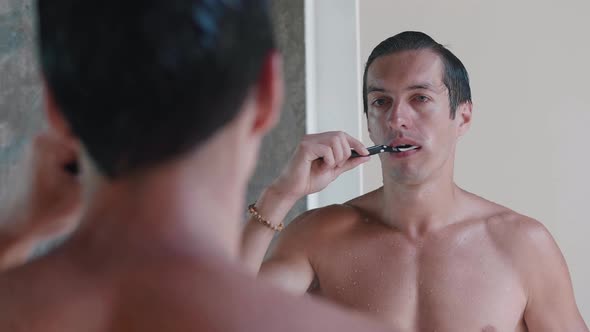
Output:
[484, 209, 556, 255]
[288, 204, 363, 233]
[111, 259, 388, 332]
[470, 195, 563, 269]
[468, 196, 586, 329]
[0, 251, 112, 331]
[274, 191, 380, 253]
[278, 190, 378, 249]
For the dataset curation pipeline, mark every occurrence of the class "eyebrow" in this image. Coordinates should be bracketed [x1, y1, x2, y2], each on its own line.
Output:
[406, 83, 437, 92]
[366, 85, 389, 94]
[367, 82, 439, 94]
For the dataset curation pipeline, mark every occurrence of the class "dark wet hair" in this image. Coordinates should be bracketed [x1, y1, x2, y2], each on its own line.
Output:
[363, 31, 471, 118]
[38, 0, 274, 177]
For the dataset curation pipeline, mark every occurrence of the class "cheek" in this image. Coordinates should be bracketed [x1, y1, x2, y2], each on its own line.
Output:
[430, 123, 459, 152]
[415, 121, 447, 147]
[367, 118, 386, 141]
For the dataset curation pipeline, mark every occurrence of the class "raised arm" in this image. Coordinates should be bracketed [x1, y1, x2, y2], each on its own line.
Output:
[240, 131, 369, 293]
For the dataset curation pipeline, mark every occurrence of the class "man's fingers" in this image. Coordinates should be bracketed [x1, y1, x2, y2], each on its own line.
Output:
[337, 155, 370, 175]
[330, 135, 346, 167]
[338, 135, 352, 167]
[342, 132, 369, 156]
[299, 131, 368, 170]
[310, 144, 335, 168]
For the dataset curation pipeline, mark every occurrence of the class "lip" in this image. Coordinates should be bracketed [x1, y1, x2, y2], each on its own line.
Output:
[386, 138, 422, 158]
[388, 147, 421, 158]
[388, 138, 421, 148]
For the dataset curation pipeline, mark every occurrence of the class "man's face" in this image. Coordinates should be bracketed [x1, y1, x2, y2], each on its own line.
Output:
[365, 50, 469, 184]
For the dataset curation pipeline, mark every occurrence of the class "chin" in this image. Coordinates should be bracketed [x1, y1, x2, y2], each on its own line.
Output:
[387, 169, 428, 186]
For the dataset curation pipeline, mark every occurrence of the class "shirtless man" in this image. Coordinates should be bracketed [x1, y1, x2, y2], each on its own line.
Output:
[241, 31, 588, 331]
[0, 1, 393, 331]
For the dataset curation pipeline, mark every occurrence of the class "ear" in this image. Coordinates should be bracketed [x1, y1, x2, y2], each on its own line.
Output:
[250, 50, 284, 136]
[44, 85, 70, 137]
[456, 101, 473, 137]
[43, 84, 79, 150]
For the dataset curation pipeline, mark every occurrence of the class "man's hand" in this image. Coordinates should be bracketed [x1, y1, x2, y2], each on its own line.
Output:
[0, 130, 82, 270]
[270, 131, 370, 202]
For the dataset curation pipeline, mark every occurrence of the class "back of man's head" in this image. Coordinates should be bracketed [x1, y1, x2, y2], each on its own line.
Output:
[362, 31, 472, 119]
[37, 0, 274, 178]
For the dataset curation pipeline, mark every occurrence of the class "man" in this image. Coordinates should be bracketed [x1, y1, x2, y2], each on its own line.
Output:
[0, 0, 394, 331]
[241, 31, 588, 331]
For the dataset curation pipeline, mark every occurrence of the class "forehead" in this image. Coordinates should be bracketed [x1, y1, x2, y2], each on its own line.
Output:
[366, 50, 445, 91]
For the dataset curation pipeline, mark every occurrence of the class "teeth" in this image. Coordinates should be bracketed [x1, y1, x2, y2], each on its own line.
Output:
[396, 145, 419, 152]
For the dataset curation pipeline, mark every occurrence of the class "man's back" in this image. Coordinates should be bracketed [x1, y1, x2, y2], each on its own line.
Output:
[261, 187, 585, 331]
[0, 243, 114, 331]
[0, 236, 391, 332]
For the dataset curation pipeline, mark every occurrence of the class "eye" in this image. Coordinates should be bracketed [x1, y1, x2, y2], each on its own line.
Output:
[371, 98, 390, 108]
[413, 95, 430, 103]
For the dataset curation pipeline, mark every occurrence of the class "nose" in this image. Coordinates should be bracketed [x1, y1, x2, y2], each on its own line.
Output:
[388, 102, 410, 130]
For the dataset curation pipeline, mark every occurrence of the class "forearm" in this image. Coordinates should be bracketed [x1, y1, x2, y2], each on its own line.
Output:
[240, 186, 298, 274]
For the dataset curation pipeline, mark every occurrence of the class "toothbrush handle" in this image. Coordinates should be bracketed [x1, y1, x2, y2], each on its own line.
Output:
[350, 145, 388, 158]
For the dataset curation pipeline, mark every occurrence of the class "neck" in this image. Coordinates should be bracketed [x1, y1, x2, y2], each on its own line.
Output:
[379, 162, 463, 238]
[72, 156, 244, 264]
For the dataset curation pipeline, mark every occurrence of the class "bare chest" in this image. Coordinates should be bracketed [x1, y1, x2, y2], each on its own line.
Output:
[310, 230, 528, 331]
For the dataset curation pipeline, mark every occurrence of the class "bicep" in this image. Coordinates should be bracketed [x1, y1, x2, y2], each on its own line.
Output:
[258, 215, 319, 295]
[259, 254, 315, 295]
[523, 266, 587, 330]
[521, 223, 588, 330]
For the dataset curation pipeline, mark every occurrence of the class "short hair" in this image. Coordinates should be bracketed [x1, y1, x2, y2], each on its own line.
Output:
[362, 31, 471, 118]
[38, 0, 275, 178]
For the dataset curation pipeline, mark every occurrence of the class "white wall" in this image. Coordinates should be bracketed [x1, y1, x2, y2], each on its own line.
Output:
[358, 0, 590, 320]
[305, 0, 365, 208]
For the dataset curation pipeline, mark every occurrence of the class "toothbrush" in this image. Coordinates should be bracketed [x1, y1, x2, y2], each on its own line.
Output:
[350, 145, 397, 158]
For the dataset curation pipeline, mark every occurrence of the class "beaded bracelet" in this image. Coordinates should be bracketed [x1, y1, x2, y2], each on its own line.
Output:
[248, 203, 284, 232]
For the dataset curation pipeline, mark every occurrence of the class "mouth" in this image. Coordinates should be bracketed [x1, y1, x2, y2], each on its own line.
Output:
[392, 144, 421, 153]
